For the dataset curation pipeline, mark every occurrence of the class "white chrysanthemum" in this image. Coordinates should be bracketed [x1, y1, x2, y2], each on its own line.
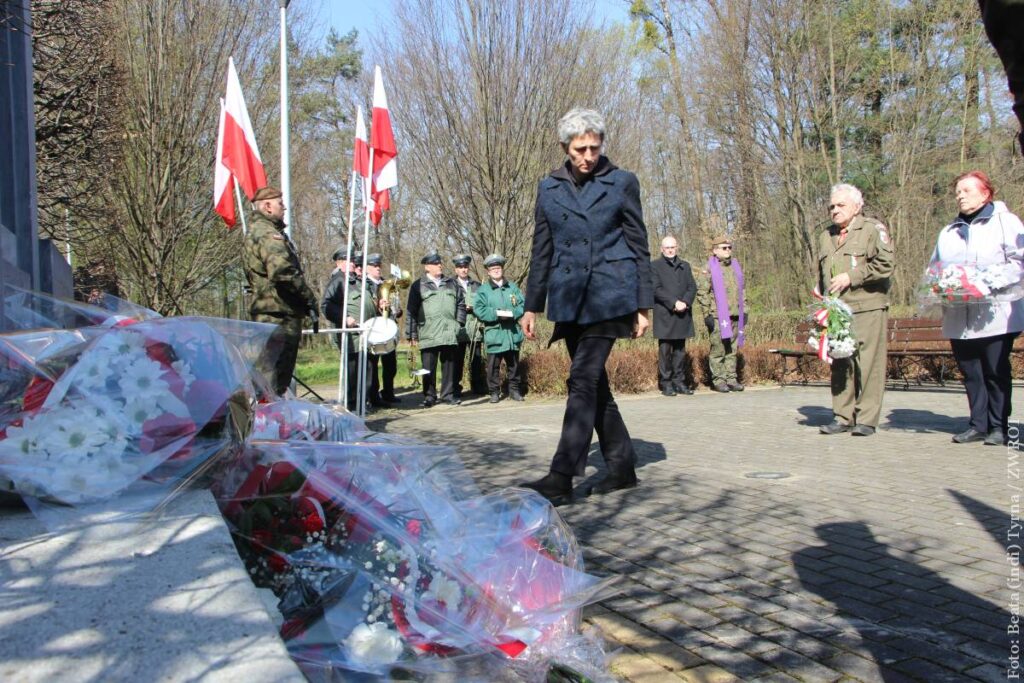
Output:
[343, 622, 404, 667]
[422, 574, 462, 610]
[122, 399, 165, 434]
[93, 329, 147, 358]
[2, 412, 52, 455]
[170, 360, 195, 389]
[45, 415, 112, 459]
[119, 356, 169, 398]
[70, 353, 113, 390]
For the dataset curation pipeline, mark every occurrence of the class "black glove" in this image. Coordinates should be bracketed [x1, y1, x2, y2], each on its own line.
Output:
[704, 315, 714, 334]
[310, 308, 320, 335]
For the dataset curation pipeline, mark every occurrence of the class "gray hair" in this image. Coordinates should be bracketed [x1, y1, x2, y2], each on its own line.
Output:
[557, 108, 606, 145]
[830, 183, 864, 209]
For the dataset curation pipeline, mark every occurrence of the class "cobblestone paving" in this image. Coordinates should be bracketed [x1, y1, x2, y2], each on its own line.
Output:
[364, 384, 1020, 682]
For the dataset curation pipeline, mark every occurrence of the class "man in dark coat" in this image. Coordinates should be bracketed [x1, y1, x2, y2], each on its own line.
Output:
[520, 108, 653, 506]
[651, 235, 697, 396]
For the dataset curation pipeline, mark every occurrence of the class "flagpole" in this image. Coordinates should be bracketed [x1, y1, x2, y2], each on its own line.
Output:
[279, 0, 292, 240]
[338, 167, 359, 405]
[233, 182, 249, 235]
[356, 147, 375, 418]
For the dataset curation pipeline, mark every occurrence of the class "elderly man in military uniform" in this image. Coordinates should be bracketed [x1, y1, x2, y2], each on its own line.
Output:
[406, 252, 466, 407]
[363, 253, 402, 406]
[474, 254, 526, 403]
[451, 254, 486, 399]
[242, 186, 319, 396]
[321, 244, 376, 410]
[817, 183, 895, 437]
[651, 235, 697, 396]
[695, 235, 747, 393]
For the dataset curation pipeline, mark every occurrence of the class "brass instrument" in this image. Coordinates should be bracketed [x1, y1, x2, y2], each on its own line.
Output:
[377, 271, 411, 319]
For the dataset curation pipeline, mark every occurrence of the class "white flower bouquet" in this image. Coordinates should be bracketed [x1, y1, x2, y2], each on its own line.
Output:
[918, 260, 1024, 310]
[807, 293, 856, 362]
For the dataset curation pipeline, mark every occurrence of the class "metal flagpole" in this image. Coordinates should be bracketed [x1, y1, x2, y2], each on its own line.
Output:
[279, 0, 292, 240]
[234, 182, 249, 235]
[356, 148, 375, 418]
[339, 167, 359, 406]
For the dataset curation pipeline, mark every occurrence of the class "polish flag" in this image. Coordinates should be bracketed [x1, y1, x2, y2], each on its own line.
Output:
[214, 98, 236, 228]
[353, 106, 371, 206]
[221, 57, 267, 200]
[369, 65, 397, 226]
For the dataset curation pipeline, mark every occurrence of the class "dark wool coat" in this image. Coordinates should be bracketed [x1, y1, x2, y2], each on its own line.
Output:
[651, 256, 697, 339]
[525, 157, 654, 325]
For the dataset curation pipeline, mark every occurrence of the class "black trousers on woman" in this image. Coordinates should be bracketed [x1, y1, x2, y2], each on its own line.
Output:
[549, 329, 637, 479]
[951, 332, 1019, 436]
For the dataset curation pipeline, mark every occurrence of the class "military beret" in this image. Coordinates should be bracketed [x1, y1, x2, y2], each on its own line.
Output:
[452, 254, 472, 267]
[710, 234, 733, 247]
[252, 186, 283, 201]
[483, 254, 506, 268]
[421, 252, 442, 265]
[366, 253, 383, 267]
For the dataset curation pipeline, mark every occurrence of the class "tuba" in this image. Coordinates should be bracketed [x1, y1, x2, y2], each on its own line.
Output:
[365, 271, 410, 355]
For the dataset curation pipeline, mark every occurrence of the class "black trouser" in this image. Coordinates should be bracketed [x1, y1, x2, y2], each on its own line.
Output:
[486, 350, 521, 394]
[345, 341, 371, 409]
[454, 340, 486, 397]
[657, 339, 687, 390]
[951, 332, 1019, 435]
[549, 332, 637, 479]
[420, 344, 457, 401]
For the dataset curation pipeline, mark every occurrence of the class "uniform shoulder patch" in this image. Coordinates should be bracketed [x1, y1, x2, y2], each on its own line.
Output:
[876, 223, 890, 244]
[271, 234, 285, 240]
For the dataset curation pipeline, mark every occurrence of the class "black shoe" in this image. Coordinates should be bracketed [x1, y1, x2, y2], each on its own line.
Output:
[661, 387, 677, 397]
[444, 397, 461, 406]
[851, 424, 875, 436]
[985, 430, 1007, 446]
[370, 397, 387, 408]
[727, 383, 745, 392]
[422, 397, 436, 408]
[713, 384, 731, 393]
[509, 391, 524, 402]
[819, 420, 850, 435]
[489, 392, 501, 403]
[952, 428, 986, 444]
[589, 475, 639, 495]
[674, 385, 694, 395]
[381, 394, 400, 404]
[520, 473, 572, 506]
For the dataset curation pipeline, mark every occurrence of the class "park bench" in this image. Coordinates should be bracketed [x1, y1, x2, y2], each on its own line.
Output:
[769, 317, 1024, 388]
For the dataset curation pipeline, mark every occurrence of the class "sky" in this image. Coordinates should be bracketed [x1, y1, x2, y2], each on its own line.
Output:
[317, 0, 633, 46]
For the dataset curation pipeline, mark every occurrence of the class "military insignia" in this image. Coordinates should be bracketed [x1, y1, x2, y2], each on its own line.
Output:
[877, 225, 889, 244]
[511, 295, 518, 306]
[851, 255, 858, 268]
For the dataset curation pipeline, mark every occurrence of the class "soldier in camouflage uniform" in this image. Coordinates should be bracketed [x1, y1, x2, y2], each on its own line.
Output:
[695, 235, 747, 393]
[242, 186, 319, 396]
[451, 254, 486, 398]
[817, 183, 895, 437]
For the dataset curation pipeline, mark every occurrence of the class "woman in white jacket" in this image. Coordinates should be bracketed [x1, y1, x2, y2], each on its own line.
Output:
[930, 171, 1024, 445]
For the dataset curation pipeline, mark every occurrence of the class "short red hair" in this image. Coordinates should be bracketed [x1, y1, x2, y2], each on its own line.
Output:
[954, 170, 995, 202]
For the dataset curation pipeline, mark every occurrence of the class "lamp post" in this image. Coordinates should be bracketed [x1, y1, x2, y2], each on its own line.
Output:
[279, 0, 292, 239]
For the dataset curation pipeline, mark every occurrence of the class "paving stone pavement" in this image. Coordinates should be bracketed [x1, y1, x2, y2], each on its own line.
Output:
[364, 384, 1022, 683]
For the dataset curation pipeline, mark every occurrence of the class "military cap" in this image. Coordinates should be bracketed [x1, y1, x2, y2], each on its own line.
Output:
[452, 254, 472, 267]
[710, 234, 733, 247]
[483, 253, 506, 268]
[332, 243, 360, 262]
[366, 253, 383, 267]
[252, 186, 283, 201]
[421, 252, 442, 265]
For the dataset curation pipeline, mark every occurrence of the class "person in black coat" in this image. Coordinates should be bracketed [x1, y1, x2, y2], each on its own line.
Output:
[520, 108, 654, 506]
[651, 235, 697, 396]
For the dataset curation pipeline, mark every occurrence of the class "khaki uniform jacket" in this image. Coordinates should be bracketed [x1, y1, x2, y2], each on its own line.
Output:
[817, 215, 895, 313]
[243, 212, 317, 318]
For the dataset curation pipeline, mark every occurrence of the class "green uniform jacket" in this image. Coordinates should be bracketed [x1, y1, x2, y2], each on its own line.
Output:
[474, 279, 525, 354]
[243, 212, 317, 318]
[406, 276, 465, 349]
[458, 278, 483, 343]
[817, 215, 895, 313]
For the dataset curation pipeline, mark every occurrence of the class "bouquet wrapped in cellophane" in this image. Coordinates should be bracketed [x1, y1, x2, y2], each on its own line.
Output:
[806, 290, 856, 363]
[918, 259, 1024, 316]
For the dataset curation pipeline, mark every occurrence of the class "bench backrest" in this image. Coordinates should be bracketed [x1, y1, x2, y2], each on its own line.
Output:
[794, 316, 1024, 351]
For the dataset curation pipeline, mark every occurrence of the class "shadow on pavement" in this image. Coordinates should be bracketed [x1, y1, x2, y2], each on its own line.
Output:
[793, 520, 1008, 681]
[884, 408, 960, 434]
[796, 405, 833, 427]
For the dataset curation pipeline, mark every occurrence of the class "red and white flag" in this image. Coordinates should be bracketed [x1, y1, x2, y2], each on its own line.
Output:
[214, 98, 236, 228]
[369, 65, 397, 226]
[221, 57, 267, 200]
[353, 106, 371, 205]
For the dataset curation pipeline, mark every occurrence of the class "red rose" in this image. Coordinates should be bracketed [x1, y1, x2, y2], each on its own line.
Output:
[23, 377, 54, 414]
[406, 519, 422, 538]
[144, 341, 175, 368]
[267, 553, 288, 573]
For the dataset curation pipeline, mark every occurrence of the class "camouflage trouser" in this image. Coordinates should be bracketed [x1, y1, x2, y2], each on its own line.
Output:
[253, 313, 303, 396]
[709, 333, 738, 385]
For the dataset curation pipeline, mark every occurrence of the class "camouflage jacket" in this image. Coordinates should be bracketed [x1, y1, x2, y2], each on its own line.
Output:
[242, 212, 317, 318]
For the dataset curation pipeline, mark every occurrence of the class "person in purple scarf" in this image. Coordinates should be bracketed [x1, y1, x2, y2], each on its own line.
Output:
[696, 235, 746, 392]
